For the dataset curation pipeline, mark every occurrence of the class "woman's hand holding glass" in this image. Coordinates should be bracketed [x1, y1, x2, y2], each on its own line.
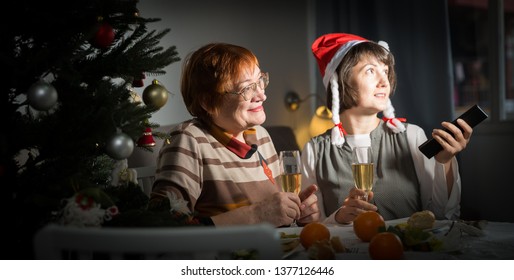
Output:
[334, 188, 377, 224]
[351, 146, 374, 201]
[252, 192, 301, 227]
[296, 184, 320, 225]
[333, 146, 378, 224]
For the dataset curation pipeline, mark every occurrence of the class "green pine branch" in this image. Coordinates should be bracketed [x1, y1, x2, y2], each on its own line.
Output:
[1, 0, 182, 258]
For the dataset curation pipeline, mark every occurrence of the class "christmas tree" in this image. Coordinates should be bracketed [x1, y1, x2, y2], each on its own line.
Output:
[0, 0, 181, 258]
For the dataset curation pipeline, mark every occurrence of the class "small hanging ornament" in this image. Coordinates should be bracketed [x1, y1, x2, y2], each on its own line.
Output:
[125, 6, 140, 23]
[126, 84, 143, 106]
[133, 73, 146, 88]
[142, 79, 169, 109]
[27, 80, 58, 111]
[126, 84, 142, 104]
[137, 127, 156, 147]
[111, 159, 137, 186]
[93, 21, 115, 49]
[129, 90, 142, 104]
[105, 132, 134, 160]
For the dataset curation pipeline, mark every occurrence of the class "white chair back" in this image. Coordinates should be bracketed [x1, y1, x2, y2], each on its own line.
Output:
[133, 165, 156, 197]
[34, 223, 282, 260]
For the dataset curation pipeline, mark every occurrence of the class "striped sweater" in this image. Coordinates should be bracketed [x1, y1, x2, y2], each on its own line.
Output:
[152, 119, 281, 218]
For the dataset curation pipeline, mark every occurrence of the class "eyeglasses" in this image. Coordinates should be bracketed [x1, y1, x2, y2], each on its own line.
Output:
[225, 72, 269, 101]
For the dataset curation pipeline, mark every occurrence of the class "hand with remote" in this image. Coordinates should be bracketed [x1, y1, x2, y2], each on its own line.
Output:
[418, 105, 488, 159]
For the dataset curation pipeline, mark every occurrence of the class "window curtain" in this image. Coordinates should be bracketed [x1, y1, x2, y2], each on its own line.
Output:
[314, 0, 453, 131]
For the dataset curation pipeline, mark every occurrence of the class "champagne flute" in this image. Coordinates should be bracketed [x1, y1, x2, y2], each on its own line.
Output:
[279, 150, 302, 226]
[279, 150, 302, 195]
[351, 146, 374, 201]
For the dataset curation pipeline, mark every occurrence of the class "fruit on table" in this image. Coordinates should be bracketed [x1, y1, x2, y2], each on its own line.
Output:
[300, 222, 330, 249]
[308, 239, 336, 260]
[353, 211, 386, 242]
[369, 232, 404, 260]
[407, 210, 435, 230]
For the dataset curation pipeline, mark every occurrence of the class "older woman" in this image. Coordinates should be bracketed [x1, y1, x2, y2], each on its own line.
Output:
[150, 43, 319, 227]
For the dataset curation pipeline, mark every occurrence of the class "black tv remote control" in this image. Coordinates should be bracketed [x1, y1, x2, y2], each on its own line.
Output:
[418, 105, 488, 159]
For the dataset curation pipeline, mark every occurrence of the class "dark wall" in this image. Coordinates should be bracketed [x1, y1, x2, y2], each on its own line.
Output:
[460, 126, 514, 222]
[314, 0, 514, 222]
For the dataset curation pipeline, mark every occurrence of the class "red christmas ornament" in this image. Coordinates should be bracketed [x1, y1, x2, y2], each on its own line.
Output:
[133, 73, 146, 88]
[137, 127, 156, 147]
[93, 22, 115, 49]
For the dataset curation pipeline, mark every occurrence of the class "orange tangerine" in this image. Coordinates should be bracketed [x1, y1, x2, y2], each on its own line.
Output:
[353, 211, 385, 242]
[299, 222, 330, 249]
[369, 232, 404, 260]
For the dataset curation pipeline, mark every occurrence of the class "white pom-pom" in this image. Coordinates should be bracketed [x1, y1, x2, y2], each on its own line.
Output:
[378, 40, 390, 51]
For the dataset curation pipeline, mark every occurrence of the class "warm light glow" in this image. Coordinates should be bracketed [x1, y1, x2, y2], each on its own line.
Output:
[309, 106, 334, 137]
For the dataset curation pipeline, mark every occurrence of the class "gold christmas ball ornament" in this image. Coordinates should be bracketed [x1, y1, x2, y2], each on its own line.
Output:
[142, 79, 169, 109]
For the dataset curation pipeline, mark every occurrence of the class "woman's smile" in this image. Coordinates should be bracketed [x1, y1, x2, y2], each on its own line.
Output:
[248, 105, 264, 112]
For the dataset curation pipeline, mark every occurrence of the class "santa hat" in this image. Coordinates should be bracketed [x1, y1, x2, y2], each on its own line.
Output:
[312, 33, 406, 146]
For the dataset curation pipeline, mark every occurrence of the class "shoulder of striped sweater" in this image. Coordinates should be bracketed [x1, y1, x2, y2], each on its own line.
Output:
[254, 125, 274, 146]
[254, 126, 277, 154]
[170, 119, 208, 135]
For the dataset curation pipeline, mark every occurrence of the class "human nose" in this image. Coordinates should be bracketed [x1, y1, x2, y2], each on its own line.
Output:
[377, 72, 389, 87]
[253, 85, 266, 101]
[248, 82, 265, 101]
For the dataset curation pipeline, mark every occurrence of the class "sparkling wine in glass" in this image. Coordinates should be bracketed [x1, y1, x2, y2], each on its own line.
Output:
[351, 146, 374, 201]
[279, 150, 302, 195]
[279, 150, 301, 227]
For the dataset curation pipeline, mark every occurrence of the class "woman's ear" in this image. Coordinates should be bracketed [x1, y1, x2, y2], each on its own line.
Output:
[200, 101, 210, 114]
[200, 99, 216, 117]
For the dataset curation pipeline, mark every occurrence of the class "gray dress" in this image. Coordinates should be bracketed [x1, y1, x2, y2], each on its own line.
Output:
[310, 121, 422, 220]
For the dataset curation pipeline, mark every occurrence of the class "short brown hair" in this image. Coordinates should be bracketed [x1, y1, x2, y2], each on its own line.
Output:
[327, 42, 396, 112]
[181, 43, 259, 122]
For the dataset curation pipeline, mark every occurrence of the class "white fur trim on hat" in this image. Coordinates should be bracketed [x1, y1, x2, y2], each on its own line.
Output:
[322, 40, 365, 90]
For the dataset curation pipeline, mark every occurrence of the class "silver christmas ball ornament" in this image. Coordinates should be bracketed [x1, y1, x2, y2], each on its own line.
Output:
[27, 81, 58, 111]
[105, 132, 134, 160]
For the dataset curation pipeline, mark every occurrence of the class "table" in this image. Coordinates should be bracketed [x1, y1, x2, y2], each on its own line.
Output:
[278, 218, 514, 260]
